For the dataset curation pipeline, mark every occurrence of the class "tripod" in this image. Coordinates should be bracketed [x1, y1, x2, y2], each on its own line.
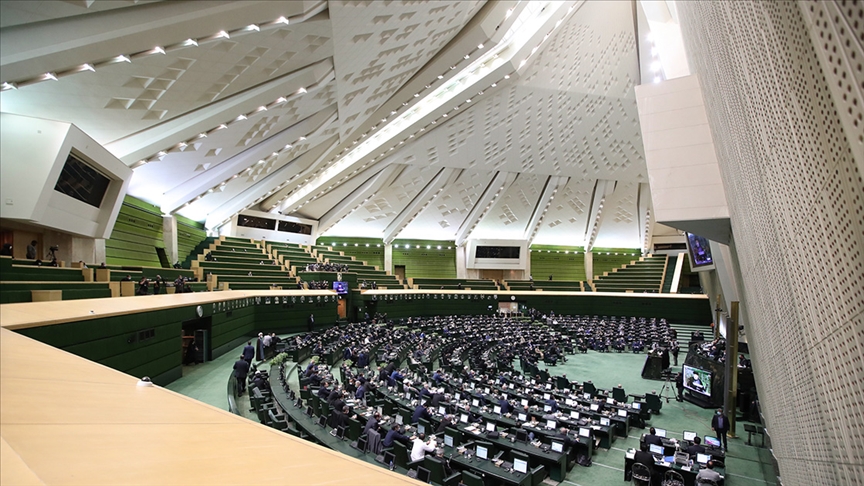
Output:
[658, 371, 676, 403]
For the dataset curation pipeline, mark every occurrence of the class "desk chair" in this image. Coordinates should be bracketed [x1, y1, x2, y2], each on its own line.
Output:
[631, 463, 651, 486]
[613, 387, 627, 403]
[530, 464, 546, 486]
[458, 470, 483, 486]
[662, 470, 685, 486]
[423, 456, 461, 486]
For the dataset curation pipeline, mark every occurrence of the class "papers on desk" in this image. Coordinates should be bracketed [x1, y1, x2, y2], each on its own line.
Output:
[681, 466, 691, 472]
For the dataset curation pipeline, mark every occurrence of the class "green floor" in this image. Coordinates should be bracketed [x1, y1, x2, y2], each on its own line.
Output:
[167, 341, 776, 485]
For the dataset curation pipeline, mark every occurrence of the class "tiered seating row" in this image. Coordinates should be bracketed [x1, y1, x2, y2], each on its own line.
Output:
[409, 277, 499, 290]
[592, 255, 667, 293]
[506, 280, 585, 291]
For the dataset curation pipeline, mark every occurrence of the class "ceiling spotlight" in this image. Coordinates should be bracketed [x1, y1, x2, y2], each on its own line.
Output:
[1, 82, 18, 91]
[298, 87, 307, 94]
[477, 44, 484, 49]
[504, 74, 510, 79]
[276, 16, 290, 25]
[217, 30, 230, 39]
[44, 72, 58, 81]
[114, 54, 131, 63]
[152, 46, 166, 55]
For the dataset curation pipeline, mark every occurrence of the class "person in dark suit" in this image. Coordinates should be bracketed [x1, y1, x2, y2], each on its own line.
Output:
[233, 355, 250, 396]
[711, 408, 729, 450]
[544, 397, 558, 412]
[412, 403, 431, 424]
[318, 382, 331, 400]
[434, 414, 454, 434]
[307, 314, 315, 332]
[676, 372, 685, 401]
[644, 427, 663, 447]
[242, 341, 255, 365]
[498, 395, 511, 415]
[686, 436, 706, 458]
[429, 392, 446, 409]
[363, 412, 381, 436]
[633, 442, 656, 470]
[383, 424, 411, 447]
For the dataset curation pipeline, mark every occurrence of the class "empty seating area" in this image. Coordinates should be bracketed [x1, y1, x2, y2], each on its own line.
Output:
[1, 257, 110, 303]
[267, 242, 319, 272]
[505, 280, 585, 291]
[195, 237, 296, 290]
[409, 278, 499, 290]
[592, 255, 668, 293]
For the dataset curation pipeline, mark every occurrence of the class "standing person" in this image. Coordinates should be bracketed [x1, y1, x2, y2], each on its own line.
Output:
[307, 314, 315, 332]
[711, 408, 730, 451]
[675, 372, 685, 402]
[242, 341, 255, 365]
[255, 332, 265, 361]
[670, 338, 680, 366]
[233, 355, 250, 396]
[26, 240, 38, 259]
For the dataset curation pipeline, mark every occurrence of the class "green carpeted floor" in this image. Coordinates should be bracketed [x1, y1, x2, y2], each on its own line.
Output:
[167, 339, 775, 485]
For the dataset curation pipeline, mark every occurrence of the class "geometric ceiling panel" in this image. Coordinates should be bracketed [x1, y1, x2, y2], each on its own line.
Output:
[471, 172, 546, 240]
[531, 177, 596, 246]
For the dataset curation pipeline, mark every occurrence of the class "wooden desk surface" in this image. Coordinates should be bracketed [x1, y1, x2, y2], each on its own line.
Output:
[0, 328, 418, 486]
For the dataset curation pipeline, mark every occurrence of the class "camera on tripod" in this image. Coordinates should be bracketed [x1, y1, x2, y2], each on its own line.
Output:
[49, 245, 59, 252]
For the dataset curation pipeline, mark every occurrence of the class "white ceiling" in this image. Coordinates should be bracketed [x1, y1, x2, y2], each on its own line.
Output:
[0, 0, 653, 250]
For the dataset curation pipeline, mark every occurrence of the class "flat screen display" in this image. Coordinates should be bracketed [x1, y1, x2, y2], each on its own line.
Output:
[546, 419, 556, 429]
[518, 413, 527, 422]
[686, 232, 714, 268]
[578, 428, 590, 438]
[417, 423, 425, 435]
[332, 281, 348, 294]
[705, 436, 721, 447]
[590, 404, 599, 411]
[655, 428, 667, 438]
[460, 414, 469, 424]
[53, 152, 111, 208]
[485, 422, 495, 432]
[513, 458, 528, 474]
[472, 399, 480, 407]
[570, 411, 580, 419]
[683, 365, 712, 397]
[521, 399, 529, 407]
[650, 444, 663, 455]
[551, 441, 564, 453]
[683, 431, 697, 441]
[600, 417, 610, 426]
[493, 405, 501, 415]
[476, 445, 488, 460]
[618, 409, 627, 417]
[438, 406, 446, 415]
[697, 453, 711, 464]
[444, 435, 453, 447]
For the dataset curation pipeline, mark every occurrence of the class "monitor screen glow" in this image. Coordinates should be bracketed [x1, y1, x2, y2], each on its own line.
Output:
[618, 409, 627, 417]
[438, 406, 446, 415]
[460, 414, 469, 424]
[518, 413, 527, 422]
[683, 431, 697, 441]
[476, 445, 489, 460]
[417, 424, 425, 435]
[632, 403, 641, 410]
[683, 365, 712, 397]
[493, 405, 501, 414]
[551, 441, 564, 453]
[544, 405, 552, 412]
[570, 411, 580, 419]
[544, 393, 551, 400]
[513, 458, 528, 474]
[704, 436, 721, 447]
[485, 422, 496, 432]
[655, 428, 667, 438]
[521, 399, 529, 407]
[444, 435, 454, 447]
[697, 453, 711, 464]
[395, 415, 403, 425]
[578, 428, 590, 438]
[472, 399, 480, 407]
[650, 444, 664, 455]
[546, 419, 556, 429]
[590, 404, 599, 411]
[600, 417, 610, 426]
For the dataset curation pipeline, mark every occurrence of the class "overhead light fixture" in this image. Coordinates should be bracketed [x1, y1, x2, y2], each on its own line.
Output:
[43, 72, 58, 81]
[276, 16, 290, 25]
[298, 87, 307, 94]
[114, 54, 132, 63]
[152, 46, 166, 55]
[183, 38, 198, 47]
[478, 44, 484, 49]
[1, 81, 18, 91]
[217, 30, 230, 39]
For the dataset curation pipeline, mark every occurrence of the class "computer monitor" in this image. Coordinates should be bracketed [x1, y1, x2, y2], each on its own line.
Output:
[655, 428, 667, 438]
[590, 403, 599, 411]
[704, 436, 721, 447]
[544, 393, 551, 400]
[551, 441, 564, 453]
[531, 379, 536, 385]
[649, 444, 664, 455]
[395, 414, 403, 425]
[485, 422, 496, 432]
[357, 436, 368, 452]
[317, 415, 326, 427]
[520, 398, 529, 407]
[501, 393, 507, 400]
[584, 393, 591, 400]
[460, 413, 469, 424]
[305, 406, 313, 417]
[546, 419, 556, 429]
[543, 405, 551, 412]
[336, 426, 346, 439]
[472, 399, 480, 407]
[454, 393, 461, 401]
[606, 397, 614, 404]
[484, 387, 491, 394]
[632, 402, 641, 410]
[570, 411, 580, 419]
[383, 451, 395, 465]
[438, 406, 447, 415]
[476, 444, 489, 460]
[417, 423, 426, 435]
[513, 458, 528, 474]
[546, 384, 552, 390]
[493, 405, 502, 415]
[578, 427, 590, 438]
[516, 429, 528, 443]
[600, 417, 610, 426]
[416, 466, 431, 484]
[518, 413, 527, 422]
[683, 431, 697, 442]
[618, 409, 628, 417]
[696, 453, 711, 465]
[444, 434, 454, 447]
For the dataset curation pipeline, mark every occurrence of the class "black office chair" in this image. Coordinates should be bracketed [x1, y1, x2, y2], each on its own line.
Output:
[530, 464, 546, 486]
[696, 479, 719, 486]
[631, 463, 651, 485]
[662, 469, 685, 486]
[423, 456, 461, 486]
[458, 470, 483, 486]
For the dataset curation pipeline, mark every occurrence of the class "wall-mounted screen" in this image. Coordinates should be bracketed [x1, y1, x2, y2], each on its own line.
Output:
[237, 214, 276, 230]
[54, 152, 111, 208]
[686, 232, 716, 271]
[475, 246, 520, 259]
[333, 281, 348, 294]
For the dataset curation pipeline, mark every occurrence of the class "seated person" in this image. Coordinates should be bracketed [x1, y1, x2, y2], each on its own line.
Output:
[412, 404, 431, 424]
[687, 436, 706, 458]
[363, 412, 381, 436]
[644, 427, 664, 447]
[383, 424, 411, 447]
[633, 442, 655, 469]
[696, 461, 722, 483]
[434, 414, 454, 434]
[410, 433, 436, 462]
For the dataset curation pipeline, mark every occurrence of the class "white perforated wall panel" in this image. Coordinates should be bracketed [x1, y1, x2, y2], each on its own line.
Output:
[677, 1, 864, 484]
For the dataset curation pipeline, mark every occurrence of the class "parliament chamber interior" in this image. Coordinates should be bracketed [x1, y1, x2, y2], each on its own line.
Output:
[0, 1, 861, 486]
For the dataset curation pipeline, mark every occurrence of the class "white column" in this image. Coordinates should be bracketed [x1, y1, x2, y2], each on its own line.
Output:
[584, 251, 594, 282]
[163, 216, 178, 264]
[384, 244, 393, 275]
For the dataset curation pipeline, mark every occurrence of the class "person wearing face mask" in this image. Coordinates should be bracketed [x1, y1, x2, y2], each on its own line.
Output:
[711, 408, 730, 451]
